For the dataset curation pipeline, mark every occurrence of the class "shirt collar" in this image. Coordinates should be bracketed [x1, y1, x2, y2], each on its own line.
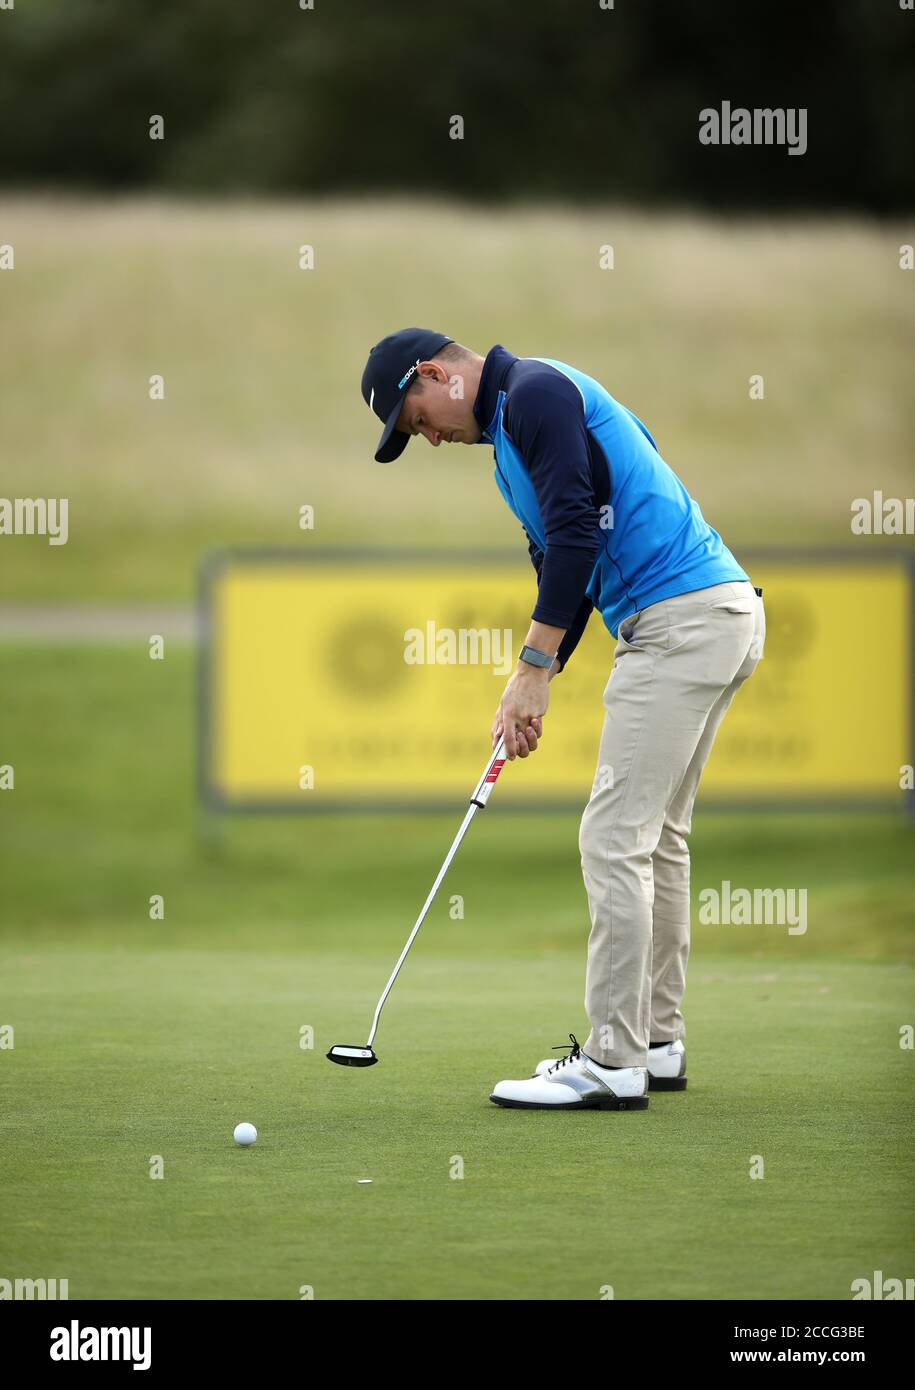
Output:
[472, 344, 519, 442]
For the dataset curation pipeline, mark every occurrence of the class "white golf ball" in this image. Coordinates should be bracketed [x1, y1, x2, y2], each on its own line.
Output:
[233, 1122, 257, 1147]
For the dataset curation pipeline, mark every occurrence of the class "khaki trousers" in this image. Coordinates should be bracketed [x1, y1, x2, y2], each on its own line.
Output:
[579, 581, 765, 1067]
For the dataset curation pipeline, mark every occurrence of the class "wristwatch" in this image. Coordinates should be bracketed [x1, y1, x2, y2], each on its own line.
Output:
[519, 644, 556, 670]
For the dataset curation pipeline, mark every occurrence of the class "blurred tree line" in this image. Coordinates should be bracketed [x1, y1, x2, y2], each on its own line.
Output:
[0, 0, 911, 210]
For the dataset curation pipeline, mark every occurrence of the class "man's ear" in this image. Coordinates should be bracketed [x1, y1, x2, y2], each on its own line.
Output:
[417, 360, 447, 385]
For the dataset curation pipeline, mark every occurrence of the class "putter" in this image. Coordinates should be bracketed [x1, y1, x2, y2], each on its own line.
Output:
[327, 735, 509, 1067]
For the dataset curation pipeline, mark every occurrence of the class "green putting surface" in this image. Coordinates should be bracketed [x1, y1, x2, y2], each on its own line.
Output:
[1, 646, 913, 1299]
[2, 948, 912, 1300]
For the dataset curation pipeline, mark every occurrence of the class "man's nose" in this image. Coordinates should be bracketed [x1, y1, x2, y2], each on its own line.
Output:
[420, 425, 441, 446]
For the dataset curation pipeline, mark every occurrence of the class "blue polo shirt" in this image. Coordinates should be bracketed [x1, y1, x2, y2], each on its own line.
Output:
[472, 345, 750, 667]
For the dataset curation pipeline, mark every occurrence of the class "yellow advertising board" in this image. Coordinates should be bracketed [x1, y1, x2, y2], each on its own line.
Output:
[199, 550, 913, 810]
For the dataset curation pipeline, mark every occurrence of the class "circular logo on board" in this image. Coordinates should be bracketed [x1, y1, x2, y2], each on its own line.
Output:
[325, 619, 407, 698]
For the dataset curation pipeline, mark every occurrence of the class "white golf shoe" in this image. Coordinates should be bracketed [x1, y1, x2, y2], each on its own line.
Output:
[533, 1033, 687, 1091]
[490, 1038, 649, 1110]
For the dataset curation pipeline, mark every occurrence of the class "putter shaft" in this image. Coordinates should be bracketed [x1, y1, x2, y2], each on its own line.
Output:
[365, 737, 507, 1049]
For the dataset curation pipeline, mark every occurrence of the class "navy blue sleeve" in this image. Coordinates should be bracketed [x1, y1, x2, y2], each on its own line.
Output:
[506, 371, 603, 630]
[557, 593, 594, 670]
[525, 528, 544, 580]
[523, 526, 594, 672]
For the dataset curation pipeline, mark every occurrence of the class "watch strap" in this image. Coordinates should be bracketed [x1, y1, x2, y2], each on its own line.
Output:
[519, 644, 556, 669]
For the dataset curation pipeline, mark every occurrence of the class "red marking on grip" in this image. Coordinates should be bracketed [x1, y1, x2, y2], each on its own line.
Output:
[485, 759, 506, 783]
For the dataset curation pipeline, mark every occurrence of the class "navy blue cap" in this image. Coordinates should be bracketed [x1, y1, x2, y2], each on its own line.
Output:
[361, 328, 454, 463]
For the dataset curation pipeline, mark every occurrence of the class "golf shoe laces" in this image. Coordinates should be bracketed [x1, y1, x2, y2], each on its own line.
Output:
[547, 1033, 582, 1073]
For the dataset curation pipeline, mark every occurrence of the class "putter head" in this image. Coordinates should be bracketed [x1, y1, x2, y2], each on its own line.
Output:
[326, 1044, 378, 1068]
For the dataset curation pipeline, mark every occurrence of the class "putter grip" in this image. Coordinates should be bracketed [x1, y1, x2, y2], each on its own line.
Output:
[471, 737, 507, 808]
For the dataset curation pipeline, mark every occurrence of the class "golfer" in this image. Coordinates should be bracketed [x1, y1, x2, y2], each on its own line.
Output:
[361, 328, 765, 1111]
